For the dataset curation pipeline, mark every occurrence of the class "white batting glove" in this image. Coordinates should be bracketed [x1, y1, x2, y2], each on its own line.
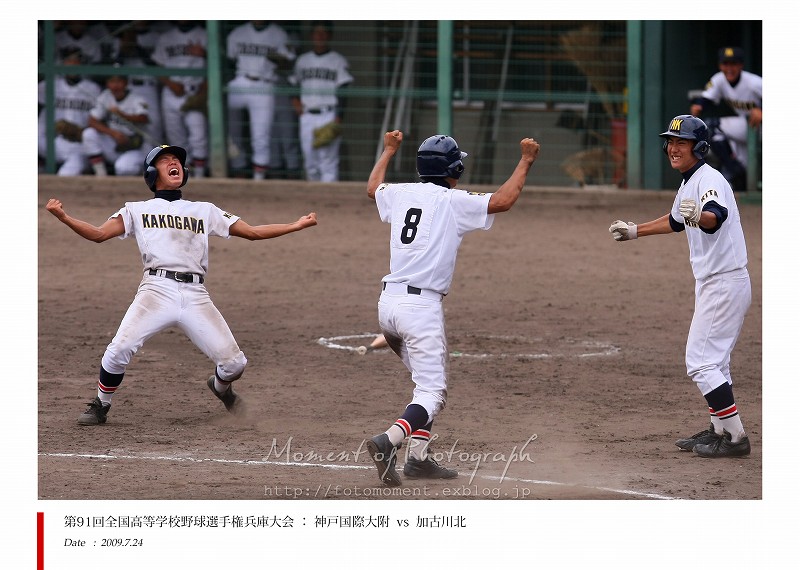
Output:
[679, 199, 702, 223]
[609, 220, 637, 241]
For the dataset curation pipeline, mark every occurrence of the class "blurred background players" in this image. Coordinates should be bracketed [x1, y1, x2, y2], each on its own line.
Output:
[82, 69, 150, 176]
[225, 21, 296, 179]
[690, 46, 762, 192]
[269, 22, 303, 179]
[38, 47, 101, 175]
[114, 21, 165, 144]
[151, 21, 209, 176]
[290, 21, 353, 182]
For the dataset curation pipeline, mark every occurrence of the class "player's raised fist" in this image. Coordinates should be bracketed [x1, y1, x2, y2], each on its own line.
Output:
[384, 130, 403, 150]
[520, 138, 540, 162]
[46, 198, 67, 220]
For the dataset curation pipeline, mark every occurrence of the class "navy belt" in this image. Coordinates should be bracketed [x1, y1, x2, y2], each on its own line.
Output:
[305, 106, 336, 114]
[383, 282, 422, 295]
[149, 269, 204, 284]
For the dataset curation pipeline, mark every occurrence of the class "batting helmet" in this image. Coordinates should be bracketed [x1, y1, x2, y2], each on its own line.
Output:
[417, 135, 468, 179]
[143, 145, 189, 191]
[659, 115, 710, 160]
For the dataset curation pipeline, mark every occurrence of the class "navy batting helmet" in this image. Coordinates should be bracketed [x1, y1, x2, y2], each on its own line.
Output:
[659, 115, 710, 160]
[143, 145, 189, 191]
[417, 135, 468, 179]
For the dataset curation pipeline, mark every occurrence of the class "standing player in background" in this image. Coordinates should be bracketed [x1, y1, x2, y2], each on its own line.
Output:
[609, 115, 752, 458]
[55, 20, 102, 64]
[38, 48, 101, 175]
[364, 130, 540, 486]
[45, 145, 318, 426]
[115, 22, 165, 144]
[690, 47, 762, 192]
[225, 21, 296, 180]
[289, 21, 353, 182]
[269, 22, 303, 180]
[82, 69, 150, 176]
[151, 21, 209, 177]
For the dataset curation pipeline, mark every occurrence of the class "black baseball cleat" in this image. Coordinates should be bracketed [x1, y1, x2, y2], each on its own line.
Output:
[403, 455, 458, 480]
[675, 423, 722, 451]
[207, 375, 243, 415]
[77, 397, 110, 426]
[366, 433, 402, 487]
[693, 429, 751, 458]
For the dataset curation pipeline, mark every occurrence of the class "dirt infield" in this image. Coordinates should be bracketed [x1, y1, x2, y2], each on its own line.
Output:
[37, 175, 762, 500]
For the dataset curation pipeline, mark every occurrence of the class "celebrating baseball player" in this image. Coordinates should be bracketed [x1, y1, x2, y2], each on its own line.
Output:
[365, 130, 540, 486]
[45, 145, 318, 426]
[609, 115, 752, 458]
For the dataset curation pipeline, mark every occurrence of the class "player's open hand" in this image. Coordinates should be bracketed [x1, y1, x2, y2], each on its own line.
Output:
[46, 198, 67, 221]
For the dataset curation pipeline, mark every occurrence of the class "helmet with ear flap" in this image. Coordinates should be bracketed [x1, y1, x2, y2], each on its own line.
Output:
[143, 145, 189, 191]
[659, 115, 710, 160]
[416, 135, 468, 179]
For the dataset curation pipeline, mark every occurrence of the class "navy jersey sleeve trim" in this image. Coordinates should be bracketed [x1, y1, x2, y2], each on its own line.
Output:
[700, 200, 727, 234]
[669, 214, 685, 233]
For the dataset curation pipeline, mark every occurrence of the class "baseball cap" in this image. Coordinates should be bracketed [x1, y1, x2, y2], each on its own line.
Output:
[718, 46, 744, 63]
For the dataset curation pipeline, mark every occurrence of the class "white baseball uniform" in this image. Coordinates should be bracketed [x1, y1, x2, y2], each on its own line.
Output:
[101, 197, 247, 382]
[151, 24, 208, 169]
[81, 87, 150, 175]
[115, 27, 164, 145]
[289, 49, 353, 181]
[38, 76, 101, 176]
[670, 162, 750, 395]
[699, 70, 762, 167]
[55, 29, 101, 63]
[375, 181, 494, 419]
[226, 22, 295, 173]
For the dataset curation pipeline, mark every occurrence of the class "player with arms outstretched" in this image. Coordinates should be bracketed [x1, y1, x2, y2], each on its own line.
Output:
[46, 145, 317, 425]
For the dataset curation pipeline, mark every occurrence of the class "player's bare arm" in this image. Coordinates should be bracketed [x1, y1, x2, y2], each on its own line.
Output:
[635, 214, 674, 237]
[487, 138, 540, 214]
[367, 130, 403, 199]
[46, 198, 125, 243]
[228, 213, 318, 240]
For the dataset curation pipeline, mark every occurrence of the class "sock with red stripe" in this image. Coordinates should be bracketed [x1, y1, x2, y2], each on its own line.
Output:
[385, 404, 429, 447]
[408, 422, 434, 460]
[704, 382, 746, 442]
[97, 366, 124, 406]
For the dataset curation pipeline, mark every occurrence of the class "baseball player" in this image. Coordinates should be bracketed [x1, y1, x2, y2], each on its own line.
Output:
[82, 70, 150, 176]
[151, 21, 209, 177]
[45, 145, 318, 426]
[289, 21, 353, 182]
[226, 21, 296, 179]
[55, 21, 102, 64]
[609, 115, 752, 458]
[690, 46, 762, 192]
[114, 22, 165, 144]
[365, 130, 540, 486]
[38, 47, 102, 176]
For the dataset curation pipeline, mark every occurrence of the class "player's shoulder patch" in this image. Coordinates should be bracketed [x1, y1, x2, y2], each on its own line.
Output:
[465, 190, 487, 196]
[377, 183, 389, 193]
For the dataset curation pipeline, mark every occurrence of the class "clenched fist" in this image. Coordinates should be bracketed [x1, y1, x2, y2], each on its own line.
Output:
[679, 199, 701, 224]
[609, 220, 637, 241]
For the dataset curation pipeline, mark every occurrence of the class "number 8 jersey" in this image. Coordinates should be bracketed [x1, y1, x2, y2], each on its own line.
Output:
[375, 182, 494, 295]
